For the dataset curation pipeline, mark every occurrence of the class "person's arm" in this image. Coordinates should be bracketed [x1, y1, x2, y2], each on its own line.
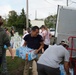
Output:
[38, 42, 44, 51]
[35, 42, 44, 54]
[42, 31, 47, 40]
[23, 41, 27, 46]
[64, 49, 70, 75]
[64, 62, 70, 75]
[3, 32, 14, 59]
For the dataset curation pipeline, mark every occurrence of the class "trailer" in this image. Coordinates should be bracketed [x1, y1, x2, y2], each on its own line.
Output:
[55, 5, 76, 75]
[55, 5, 76, 44]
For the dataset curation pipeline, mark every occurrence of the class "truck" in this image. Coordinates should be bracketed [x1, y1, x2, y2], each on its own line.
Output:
[55, 5, 76, 75]
[55, 5, 76, 44]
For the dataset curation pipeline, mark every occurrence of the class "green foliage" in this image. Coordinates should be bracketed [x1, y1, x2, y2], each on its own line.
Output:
[7, 10, 18, 27]
[3, 19, 7, 26]
[4, 8, 31, 29]
[44, 14, 57, 28]
[16, 9, 26, 28]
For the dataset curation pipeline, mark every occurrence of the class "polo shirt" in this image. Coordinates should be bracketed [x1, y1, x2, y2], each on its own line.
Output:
[37, 45, 70, 68]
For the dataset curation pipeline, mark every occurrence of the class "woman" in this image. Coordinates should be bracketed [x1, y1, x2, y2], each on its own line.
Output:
[40, 25, 51, 50]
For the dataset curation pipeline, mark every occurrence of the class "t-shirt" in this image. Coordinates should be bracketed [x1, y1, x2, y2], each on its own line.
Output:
[37, 45, 70, 68]
[24, 34, 43, 49]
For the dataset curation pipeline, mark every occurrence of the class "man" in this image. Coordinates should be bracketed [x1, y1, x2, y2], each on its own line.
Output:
[0, 16, 14, 75]
[21, 28, 30, 47]
[23, 26, 44, 75]
[37, 40, 70, 75]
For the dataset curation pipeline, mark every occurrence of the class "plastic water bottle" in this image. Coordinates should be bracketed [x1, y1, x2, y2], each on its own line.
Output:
[60, 65, 65, 75]
[28, 52, 31, 61]
[16, 50, 19, 56]
[26, 52, 28, 60]
[31, 50, 37, 60]
[4, 45, 7, 49]
[69, 69, 74, 75]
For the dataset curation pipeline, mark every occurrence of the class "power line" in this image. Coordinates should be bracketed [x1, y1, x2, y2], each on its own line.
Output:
[71, 1, 76, 3]
[44, 0, 52, 4]
[68, 0, 76, 6]
[33, 6, 55, 9]
[44, 0, 69, 6]
[68, 2, 73, 6]
[44, 0, 76, 6]
[70, 0, 76, 4]
[43, 0, 56, 6]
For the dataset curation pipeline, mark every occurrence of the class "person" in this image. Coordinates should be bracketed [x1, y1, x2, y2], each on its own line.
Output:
[23, 28, 27, 35]
[40, 25, 51, 50]
[21, 28, 31, 47]
[10, 27, 15, 36]
[37, 39, 70, 75]
[23, 26, 44, 75]
[0, 16, 14, 75]
[5, 28, 11, 38]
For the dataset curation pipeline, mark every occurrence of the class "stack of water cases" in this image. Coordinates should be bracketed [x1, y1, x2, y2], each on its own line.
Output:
[10, 32, 22, 49]
[16, 46, 37, 61]
[59, 64, 73, 75]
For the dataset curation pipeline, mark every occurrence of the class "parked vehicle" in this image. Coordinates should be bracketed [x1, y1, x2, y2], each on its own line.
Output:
[50, 28, 55, 36]
[55, 5, 76, 44]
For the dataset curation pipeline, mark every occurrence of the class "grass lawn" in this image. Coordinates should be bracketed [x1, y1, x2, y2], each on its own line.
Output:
[0, 57, 25, 75]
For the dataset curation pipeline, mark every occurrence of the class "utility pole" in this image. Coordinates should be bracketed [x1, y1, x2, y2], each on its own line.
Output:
[35, 10, 37, 20]
[26, 0, 29, 29]
[67, 0, 68, 6]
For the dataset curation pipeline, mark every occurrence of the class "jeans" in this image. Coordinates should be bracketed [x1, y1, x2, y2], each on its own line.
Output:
[2, 50, 8, 74]
[37, 63, 60, 75]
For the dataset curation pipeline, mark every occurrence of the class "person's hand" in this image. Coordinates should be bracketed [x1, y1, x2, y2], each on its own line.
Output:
[66, 72, 71, 75]
[42, 48, 44, 53]
[34, 50, 39, 54]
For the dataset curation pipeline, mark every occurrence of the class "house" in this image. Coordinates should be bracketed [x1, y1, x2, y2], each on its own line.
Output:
[31, 19, 44, 27]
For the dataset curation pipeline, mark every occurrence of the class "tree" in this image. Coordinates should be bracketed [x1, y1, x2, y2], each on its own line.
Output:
[44, 14, 57, 28]
[16, 8, 26, 28]
[7, 10, 18, 27]
[16, 8, 31, 28]
[7, 9, 31, 28]
[3, 18, 7, 26]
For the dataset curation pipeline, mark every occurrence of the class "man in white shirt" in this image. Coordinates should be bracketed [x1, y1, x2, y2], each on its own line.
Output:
[21, 28, 30, 46]
[37, 39, 70, 75]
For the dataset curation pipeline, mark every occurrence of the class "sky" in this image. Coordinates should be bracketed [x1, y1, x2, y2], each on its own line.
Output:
[0, 0, 76, 20]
